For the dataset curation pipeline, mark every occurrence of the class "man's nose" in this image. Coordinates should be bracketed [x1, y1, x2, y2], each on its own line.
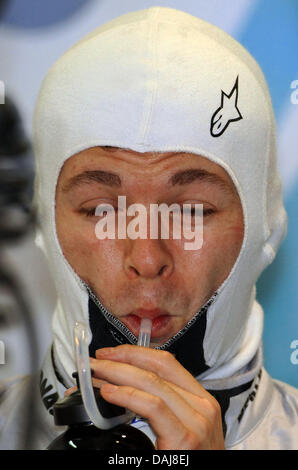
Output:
[124, 238, 174, 280]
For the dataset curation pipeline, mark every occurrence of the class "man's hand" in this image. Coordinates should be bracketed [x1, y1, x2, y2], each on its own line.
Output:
[89, 345, 225, 450]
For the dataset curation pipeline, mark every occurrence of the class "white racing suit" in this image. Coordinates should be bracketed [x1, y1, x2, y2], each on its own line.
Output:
[0, 348, 298, 450]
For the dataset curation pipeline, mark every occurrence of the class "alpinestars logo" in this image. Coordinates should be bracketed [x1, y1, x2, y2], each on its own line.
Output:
[210, 76, 243, 137]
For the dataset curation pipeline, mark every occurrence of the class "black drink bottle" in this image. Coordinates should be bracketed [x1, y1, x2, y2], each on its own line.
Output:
[47, 372, 155, 450]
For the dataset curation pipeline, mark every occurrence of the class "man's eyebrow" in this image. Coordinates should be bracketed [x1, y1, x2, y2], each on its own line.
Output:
[62, 168, 235, 195]
[62, 170, 121, 192]
[169, 168, 235, 195]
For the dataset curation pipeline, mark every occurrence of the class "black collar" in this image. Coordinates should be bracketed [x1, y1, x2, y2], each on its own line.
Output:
[88, 293, 218, 377]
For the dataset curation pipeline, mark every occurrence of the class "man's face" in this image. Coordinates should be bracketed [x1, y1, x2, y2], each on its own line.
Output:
[56, 147, 244, 346]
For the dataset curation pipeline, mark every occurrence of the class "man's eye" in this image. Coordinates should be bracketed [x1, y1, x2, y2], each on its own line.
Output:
[79, 206, 117, 217]
[203, 208, 215, 217]
[181, 207, 215, 217]
[78, 206, 214, 218]
[78, 207, 97, 217]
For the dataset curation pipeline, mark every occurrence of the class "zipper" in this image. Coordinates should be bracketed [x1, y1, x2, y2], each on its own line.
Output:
[81, 280, 218, 350]
[86, 284, 139, 344]
[157, 291, 218, 350]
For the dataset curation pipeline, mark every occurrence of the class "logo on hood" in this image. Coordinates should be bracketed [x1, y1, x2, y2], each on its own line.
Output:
[210, 76, 243, 137]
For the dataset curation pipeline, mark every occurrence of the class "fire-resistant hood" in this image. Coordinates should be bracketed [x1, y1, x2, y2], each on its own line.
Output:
[33, 7, 287, 387]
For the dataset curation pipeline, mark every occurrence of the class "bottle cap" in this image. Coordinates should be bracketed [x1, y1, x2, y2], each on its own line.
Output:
[53, 372, 125, 426]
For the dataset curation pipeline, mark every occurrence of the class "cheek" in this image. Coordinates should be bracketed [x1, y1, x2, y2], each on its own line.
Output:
[174, 218, 244, 288]
[56, 209, 119, 276]
[201, 219, 244, 282]
[219, 222, 245, 260]
[62, 241, 123, 294]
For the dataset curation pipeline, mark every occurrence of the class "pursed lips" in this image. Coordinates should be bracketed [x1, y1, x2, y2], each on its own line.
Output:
[121, 308, 173, 339]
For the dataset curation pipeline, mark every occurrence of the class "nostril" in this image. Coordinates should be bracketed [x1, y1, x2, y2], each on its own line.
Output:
[130, 266, 139, 276]
[158, 265, 167, 276]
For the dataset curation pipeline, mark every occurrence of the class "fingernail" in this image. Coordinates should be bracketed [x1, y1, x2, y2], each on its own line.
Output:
[102, 383, 118, 393]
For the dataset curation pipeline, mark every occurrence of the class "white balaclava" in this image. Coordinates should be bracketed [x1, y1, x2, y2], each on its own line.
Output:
[33, 7, 287, 391]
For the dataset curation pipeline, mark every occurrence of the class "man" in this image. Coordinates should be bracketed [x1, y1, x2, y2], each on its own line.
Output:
[1, 6, 298, 449]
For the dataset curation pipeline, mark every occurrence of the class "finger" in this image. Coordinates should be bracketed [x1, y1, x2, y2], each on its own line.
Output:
[95, 345, 208, 398]
[92, 377, 109, 388]
[163, 379, 223, 430]
[64, 386, 77, 397]
[99, 383, 198, 450]
[64, 378, 109, 397]
[90, 357, 210, 434]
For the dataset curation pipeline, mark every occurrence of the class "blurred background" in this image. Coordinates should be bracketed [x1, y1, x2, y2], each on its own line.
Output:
[0, 0, 297, 387]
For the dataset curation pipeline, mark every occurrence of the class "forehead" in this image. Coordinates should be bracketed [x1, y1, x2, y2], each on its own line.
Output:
[57, 146, 240, 202]
[59, 146, 233, 182]
[57, 146, 241, 202]
[56, 147, 240, 203]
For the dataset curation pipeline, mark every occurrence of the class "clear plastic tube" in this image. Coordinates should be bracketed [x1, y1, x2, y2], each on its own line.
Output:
[74, 318, 152, 430]
[74, 321, 134, 429]
[137, 318, 152, 347]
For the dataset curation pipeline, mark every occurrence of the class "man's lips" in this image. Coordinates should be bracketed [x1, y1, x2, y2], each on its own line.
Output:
[132, 308, 170, 320]
[121, 309, 173, 339]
